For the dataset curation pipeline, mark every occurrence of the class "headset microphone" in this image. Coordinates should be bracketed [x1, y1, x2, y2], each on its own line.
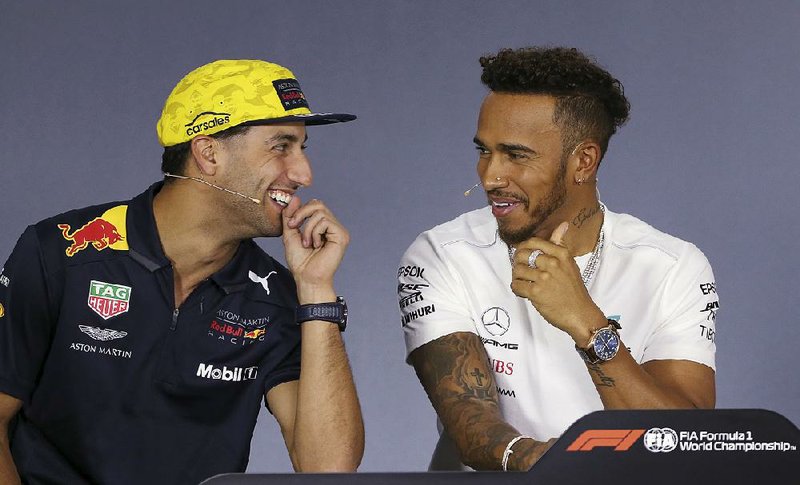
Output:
[463, 182, 482, 197]
[163, 173, 262, 204]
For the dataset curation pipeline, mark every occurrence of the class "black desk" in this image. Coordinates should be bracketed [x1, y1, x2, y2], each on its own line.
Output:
[202, 409, 799, 485]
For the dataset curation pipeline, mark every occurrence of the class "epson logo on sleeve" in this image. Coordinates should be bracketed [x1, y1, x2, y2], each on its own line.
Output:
[700, 282, 716, 295]
[397, 266, 426, 279]
[196, 363, 258, 382]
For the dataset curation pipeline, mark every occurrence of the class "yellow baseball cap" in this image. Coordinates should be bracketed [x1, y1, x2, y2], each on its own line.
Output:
[156, 59, 356, 147]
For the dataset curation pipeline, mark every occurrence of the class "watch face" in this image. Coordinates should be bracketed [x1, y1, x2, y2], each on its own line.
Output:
[592, 328, 620, 361]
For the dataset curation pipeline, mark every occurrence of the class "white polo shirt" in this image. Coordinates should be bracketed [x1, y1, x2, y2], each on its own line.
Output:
[397, 205, 718, 470]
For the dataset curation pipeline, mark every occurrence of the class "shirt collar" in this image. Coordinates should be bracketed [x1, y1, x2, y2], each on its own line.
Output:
[125, 182, 293, 305]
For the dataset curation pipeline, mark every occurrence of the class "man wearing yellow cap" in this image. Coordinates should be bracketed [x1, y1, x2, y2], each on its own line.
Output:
[0, 59, 364, 484]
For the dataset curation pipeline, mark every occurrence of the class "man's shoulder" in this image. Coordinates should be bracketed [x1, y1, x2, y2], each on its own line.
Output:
[413, 207, 497, 249]
[27, 197, 132, 263]
[35, 199, 130, 231]
[606, 208, 709, 269]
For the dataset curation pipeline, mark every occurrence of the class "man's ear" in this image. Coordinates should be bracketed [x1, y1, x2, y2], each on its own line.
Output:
[570, 141, 602, 184]
[188, 136, 218, 176]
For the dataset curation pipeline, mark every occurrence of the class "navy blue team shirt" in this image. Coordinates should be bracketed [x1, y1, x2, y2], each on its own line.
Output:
[0, 182, 302, 484]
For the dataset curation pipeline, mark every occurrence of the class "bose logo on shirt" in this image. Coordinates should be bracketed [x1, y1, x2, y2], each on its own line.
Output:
[196, 363, 258, 382]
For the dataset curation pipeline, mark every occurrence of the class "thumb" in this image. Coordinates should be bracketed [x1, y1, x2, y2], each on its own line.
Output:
[550, 221, 570, 246]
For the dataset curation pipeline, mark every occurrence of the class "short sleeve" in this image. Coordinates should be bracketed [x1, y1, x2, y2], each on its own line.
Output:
[641, 245, 718, 370]
[397, 232, 475, 361]
[0, 226, 60, 402]
[262, 341, 300, 398]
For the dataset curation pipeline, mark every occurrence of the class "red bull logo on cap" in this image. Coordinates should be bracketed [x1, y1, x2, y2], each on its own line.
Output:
[58, 205, 129, 257]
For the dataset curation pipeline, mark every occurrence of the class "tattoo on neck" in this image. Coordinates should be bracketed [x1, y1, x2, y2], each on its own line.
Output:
[587, 362, 615, 387]
[572, 205, 601, 229]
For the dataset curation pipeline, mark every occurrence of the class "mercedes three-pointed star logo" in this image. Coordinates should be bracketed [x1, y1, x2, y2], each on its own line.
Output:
[481, 307, 511, 336]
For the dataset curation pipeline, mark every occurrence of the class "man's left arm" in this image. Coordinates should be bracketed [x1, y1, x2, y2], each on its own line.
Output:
[266, 198, 364, 471]
[512, 222, 715, 409]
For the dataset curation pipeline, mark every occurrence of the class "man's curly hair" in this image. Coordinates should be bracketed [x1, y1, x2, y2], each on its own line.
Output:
[480, 47, 630, 161]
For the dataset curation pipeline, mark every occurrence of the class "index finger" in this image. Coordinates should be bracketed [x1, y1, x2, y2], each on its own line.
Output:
[287, 199, 338, 227]
[281, 195, 303, 231]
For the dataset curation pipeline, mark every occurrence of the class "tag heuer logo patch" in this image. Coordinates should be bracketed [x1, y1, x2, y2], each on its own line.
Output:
[88, 280, 131, 320]
[79, 324, 128, 341]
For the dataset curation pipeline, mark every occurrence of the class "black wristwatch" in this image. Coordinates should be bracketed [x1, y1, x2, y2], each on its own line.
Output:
[295, 296, 348, 332]
[576, 319, 622, 364]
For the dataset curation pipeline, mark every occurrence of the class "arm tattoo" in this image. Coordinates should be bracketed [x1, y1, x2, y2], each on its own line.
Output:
[587, 362, 616, 387]
[410, 332, 520, 469]
[572, 205, 601, 228]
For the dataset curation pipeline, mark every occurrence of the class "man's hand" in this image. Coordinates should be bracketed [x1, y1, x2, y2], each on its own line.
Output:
[281, 196, 349, 301]
[510, 222, 606, 344]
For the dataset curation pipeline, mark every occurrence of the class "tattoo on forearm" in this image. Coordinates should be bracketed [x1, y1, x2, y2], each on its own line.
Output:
[572, 205, 601, 228]
[587, 362, 615, 387]
[412, 333, 518, 469]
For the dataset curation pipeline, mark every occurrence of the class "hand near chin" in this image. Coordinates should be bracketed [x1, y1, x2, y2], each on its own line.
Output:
[281, 196, 349, 302]
[510, 222, 603, 342]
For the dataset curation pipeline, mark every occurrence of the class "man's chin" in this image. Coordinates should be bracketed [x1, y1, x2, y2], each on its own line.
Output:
[498, 222, 538, 246]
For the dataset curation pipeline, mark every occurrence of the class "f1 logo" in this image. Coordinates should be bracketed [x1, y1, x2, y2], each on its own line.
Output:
[566, 429, 646, 451]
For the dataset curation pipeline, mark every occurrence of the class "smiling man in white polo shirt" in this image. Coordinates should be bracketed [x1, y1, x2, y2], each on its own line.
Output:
[396, 46, 718, 471]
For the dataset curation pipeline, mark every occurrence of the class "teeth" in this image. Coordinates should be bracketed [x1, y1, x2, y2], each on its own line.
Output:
[268, 190, 292, 207]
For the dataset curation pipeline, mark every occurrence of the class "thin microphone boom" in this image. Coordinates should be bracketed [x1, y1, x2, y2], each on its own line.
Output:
[464, 182, 482, 197]
[163, 173, 261, 204]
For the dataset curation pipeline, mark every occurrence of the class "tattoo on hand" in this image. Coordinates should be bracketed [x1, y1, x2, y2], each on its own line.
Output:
[572, 205, 601, 229]
[587, 362, 615, 387]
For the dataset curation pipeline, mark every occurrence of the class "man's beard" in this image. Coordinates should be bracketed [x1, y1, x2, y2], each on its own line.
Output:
[497, 156, 568, 246]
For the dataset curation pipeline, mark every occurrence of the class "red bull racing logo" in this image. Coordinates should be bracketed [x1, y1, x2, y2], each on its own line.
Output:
[58, 205, 129, 257]
[209, 308, 270, 346]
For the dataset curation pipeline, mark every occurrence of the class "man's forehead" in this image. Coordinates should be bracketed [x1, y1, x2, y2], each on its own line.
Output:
[477, 92, 560, 140]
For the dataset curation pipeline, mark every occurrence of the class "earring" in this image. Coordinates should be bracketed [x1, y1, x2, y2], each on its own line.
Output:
[576, 178, 584, 185]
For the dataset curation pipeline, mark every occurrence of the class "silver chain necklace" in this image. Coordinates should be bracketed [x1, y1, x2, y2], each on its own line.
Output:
[507, 204, 605, 288]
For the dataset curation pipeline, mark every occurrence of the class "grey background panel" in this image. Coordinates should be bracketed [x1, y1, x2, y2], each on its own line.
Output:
[1, 0, 798, 473]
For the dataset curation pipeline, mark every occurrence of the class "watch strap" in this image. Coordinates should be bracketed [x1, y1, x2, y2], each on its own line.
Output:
[295, 296, 347, 332]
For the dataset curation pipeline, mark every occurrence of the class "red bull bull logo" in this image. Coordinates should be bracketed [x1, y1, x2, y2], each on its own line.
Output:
[57, 205, 129, 257]
[244, 328, 266, 339]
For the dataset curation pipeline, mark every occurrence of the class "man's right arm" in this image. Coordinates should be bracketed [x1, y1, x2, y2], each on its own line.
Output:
[409, 331, 551, 470]
[0, 393, 21, 485]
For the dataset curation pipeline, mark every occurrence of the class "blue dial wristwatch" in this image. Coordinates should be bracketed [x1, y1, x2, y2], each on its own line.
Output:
[295, 296, 348, 332]
[576, 319, 622, 364]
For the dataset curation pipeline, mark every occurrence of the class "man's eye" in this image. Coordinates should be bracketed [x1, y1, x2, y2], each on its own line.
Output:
[273, 144, 287, 152]
[301, 144, 308, 150]
[475, 146, 489, 155]
[508, 152, 527, 161]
